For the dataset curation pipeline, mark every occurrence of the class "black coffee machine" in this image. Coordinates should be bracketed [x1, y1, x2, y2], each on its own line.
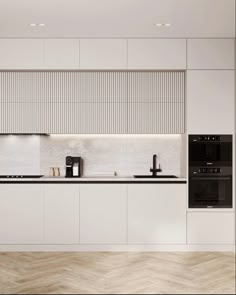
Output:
[65, 156, 82, 178]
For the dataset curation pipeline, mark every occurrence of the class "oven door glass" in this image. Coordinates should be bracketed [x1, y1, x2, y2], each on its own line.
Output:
[189, 177, 232, 208]
[189, 143, 232, 165]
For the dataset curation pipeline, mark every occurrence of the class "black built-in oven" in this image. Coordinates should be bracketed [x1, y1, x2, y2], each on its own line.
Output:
[189, 135, 233, 208]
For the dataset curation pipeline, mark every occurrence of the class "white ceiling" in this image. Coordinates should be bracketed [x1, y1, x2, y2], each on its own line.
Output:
[0, 0, 235, 38]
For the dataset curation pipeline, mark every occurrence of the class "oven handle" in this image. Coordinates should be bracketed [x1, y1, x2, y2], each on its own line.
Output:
[190, 177, 232, 181]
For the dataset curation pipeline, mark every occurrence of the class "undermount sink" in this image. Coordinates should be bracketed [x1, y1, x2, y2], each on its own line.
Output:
[134, 175, 178, 179]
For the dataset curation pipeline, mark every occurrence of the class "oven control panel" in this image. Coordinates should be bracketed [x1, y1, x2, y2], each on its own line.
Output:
[190, 134, 232, 143]
[190, 166, 232, 176]
[197, 168, 221, 174]
[197, 135, 221, 142]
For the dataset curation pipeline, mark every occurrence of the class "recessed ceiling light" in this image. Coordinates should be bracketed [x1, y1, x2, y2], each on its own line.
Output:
[154, 23, 171, 27]
[29, 23, 46, 27]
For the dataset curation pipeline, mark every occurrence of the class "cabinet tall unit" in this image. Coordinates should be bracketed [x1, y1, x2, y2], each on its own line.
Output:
[186, 38, 235, 246]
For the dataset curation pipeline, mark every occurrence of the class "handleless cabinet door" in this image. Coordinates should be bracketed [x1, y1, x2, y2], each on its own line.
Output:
[0, 185, 44, 245]
[0, 102, 38, 134]
[127, 71, 185, 134]
[44, 185, 80, 245]
[80, 39, 127, 69]
[187, 212, 235, 245]
[187, 39, 235, 69]
[0, 39, 44, 69]
[128, 39, 186, 69]
[44, 39, 80, 69]
[187, 70, 235, 134]
[80, 184, 127, 244]
[128, 184, 187, 244]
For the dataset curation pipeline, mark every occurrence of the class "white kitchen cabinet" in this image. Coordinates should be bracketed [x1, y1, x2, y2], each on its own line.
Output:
[128, 184, 186, 244]
[187, 212, 235, 245]
[127, 102, 185, 134]
[128, 39, 186, 69]
[44, 185, 80, 245]
[44, 39, 80, 69]
[127, 71, 185, 134]
[0, 39, 80, 70]
[35, 102, 127, 134]
[188, 39, 235, 69]
[187, 70, 235, 134]
[0, 39, 44, 69]
[0, 69, 185, 134]
[80, 39, 127, 69]
[84, 102, 128, 134]
[34, 102, 88, 134]
[0, 185, 44, 244]
[0, 102, 38, 134]
[80, 184, 127, 244]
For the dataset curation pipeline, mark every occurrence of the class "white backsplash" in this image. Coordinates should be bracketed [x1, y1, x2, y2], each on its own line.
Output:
[0, 136, 40, 175]
[40, 135, 186, 177]
[0, 135, 186, 177]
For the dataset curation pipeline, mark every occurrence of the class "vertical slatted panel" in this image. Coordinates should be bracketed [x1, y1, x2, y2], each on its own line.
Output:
[0, 71, 185, 134]
[127, 71, 185, 133]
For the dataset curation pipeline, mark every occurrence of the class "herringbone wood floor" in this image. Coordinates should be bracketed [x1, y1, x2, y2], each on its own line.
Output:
[0, 252, 235, 294]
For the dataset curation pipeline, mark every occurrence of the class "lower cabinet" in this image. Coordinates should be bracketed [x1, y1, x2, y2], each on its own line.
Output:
[128, 184, 187, 244]
[44, 185, 79, 245]
[187, 212, 235, 245]
[5, 183, 235, 248]
[0, 184, 44, 244]
[80, 184, 127, 244]
[0, 184, 80, 245]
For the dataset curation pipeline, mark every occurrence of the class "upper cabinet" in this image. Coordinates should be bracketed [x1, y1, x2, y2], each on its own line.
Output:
[128, 39, 187, 70]
[0, 39, 80, 70]
[80, 39, 127, 69]
[127, 71, 185, 134]
[187, 39, 235, 69]
[0, 38, 188, 70]
[0, 39, 188, 70]
[44, 39, 80, 69]
[0, 39, 44, 69]
[0, 71, 185, 134]
[187, 70, 235, 134]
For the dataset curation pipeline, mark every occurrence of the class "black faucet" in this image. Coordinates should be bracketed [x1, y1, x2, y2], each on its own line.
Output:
[150, 154, 162, 176]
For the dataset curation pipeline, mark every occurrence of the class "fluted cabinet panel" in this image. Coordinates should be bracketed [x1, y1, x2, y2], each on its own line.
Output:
[128, 71, 185, 102]
[128, 103, 185, 134]
[0, 71, 128, 103]
[0, 71, 185, 134]
[83, 72, 128, 103]
[1, 103, 36, 133]
[85, 103, 128, 134]
[127, 71, 185, 133]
